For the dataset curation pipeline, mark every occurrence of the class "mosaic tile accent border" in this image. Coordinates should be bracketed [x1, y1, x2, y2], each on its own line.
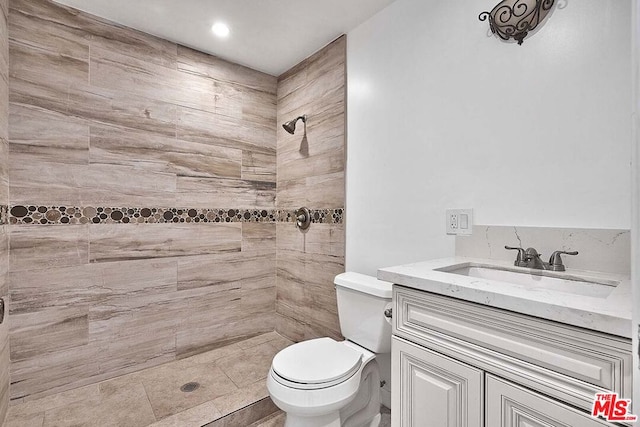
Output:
[277, 209, 344, 224]
[0, 205, 7, 225]
[9, 205, 344, 225]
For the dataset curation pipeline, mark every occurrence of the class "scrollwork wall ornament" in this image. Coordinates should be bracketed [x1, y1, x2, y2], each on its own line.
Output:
[479, 0, 555, 45]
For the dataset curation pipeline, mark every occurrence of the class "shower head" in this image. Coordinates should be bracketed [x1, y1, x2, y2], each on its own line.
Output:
[282, 115, 307, 135]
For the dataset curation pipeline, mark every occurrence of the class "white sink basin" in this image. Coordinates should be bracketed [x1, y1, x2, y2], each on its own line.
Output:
[436, 264, 618, 299]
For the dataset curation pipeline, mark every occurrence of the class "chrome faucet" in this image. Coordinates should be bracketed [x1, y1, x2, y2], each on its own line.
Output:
[522, 247, 548, 270]
[505, 246, 578, 271]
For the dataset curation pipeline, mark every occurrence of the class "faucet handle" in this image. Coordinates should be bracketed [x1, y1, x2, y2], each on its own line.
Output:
[548, 250, 578, 272]
[505, 246, 526, 266]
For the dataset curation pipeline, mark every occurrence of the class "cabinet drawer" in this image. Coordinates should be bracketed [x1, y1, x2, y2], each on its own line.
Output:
[393, 286, 632, 410]
[486, 374, 612, 426]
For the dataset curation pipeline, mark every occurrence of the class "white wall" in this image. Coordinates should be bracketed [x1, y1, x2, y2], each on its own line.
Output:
[346, 0, 632, 275]
[631, 0, 639, 406]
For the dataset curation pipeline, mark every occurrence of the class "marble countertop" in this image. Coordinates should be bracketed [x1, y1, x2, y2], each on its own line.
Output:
[378, 257, 632, 339]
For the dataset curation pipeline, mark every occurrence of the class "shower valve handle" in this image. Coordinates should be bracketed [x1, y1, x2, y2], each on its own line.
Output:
[294, 207, 311, 231]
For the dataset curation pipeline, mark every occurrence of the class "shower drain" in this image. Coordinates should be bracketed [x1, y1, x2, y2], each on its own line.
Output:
[180, 382, 200, 393]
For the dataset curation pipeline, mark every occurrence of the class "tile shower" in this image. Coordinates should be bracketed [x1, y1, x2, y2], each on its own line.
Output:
[0, 0, 346, 424]
[6, 332, 291, 426]
[0, 0, 9, 422]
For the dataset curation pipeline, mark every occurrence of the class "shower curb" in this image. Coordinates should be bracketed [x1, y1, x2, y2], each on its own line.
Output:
[202, 396, 279, 427]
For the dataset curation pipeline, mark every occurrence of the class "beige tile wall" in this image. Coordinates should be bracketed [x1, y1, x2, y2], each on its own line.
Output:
[8, 0, 277, 402]
[0, 0, 8, 421]
[275, 36, 346, 341]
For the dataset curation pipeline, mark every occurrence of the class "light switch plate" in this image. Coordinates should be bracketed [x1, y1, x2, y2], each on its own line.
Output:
[446, 209, 473, 235]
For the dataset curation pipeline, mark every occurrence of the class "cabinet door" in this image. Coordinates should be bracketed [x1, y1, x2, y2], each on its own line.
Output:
[392, 336, 483, 427]
[486, 374, 612, 426]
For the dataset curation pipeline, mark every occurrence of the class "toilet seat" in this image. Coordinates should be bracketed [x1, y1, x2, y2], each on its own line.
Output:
[271, 337, 363, 390]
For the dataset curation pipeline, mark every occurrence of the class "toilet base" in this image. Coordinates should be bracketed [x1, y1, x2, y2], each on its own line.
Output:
[368, 414, 382, 427]
[278, 358, 382, 427]
[284, 412, 341, 427]
[283, 412, 381, 427]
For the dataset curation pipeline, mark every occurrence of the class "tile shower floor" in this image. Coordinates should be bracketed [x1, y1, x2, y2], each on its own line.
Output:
[5, 332, 293, 427]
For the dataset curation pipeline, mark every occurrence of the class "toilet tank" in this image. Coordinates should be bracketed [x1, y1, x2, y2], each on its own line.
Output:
[334, 272, 393, 353]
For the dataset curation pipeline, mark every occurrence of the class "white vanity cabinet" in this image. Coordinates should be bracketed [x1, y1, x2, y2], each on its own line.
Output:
[392, 336, 483, 427]
[485, 375, 611, 427]
[391, 285, 633, 427]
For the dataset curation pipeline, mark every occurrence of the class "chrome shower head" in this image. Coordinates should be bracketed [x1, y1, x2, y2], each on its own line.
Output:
[282, 115, 307, 135]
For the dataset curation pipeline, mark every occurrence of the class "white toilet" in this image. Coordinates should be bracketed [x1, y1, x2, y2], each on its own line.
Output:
[267, 272, 392, 427]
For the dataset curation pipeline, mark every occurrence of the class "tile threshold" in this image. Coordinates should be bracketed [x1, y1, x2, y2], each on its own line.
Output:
[203, 397, 280, 427]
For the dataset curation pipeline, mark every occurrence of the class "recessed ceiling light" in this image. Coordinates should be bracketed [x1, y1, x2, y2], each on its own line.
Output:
[211, 22, 230, 38]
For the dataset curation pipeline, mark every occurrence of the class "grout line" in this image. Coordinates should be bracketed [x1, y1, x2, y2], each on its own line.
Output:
[140, 379, 160, 423]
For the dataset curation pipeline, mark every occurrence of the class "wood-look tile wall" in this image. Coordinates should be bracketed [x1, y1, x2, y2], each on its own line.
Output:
[0, 0, 9, 421]
[275, 37, 346, 342]
[8, 0, 277, 402]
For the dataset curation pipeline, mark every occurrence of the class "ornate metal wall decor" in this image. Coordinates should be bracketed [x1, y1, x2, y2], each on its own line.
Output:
[479, 0, 555, 45]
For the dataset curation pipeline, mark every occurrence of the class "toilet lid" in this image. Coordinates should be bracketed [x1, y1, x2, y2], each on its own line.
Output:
[272, 337, 362, 385]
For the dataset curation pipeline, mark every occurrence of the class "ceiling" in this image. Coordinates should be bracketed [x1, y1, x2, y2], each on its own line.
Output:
[53, 0, 397, 76]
